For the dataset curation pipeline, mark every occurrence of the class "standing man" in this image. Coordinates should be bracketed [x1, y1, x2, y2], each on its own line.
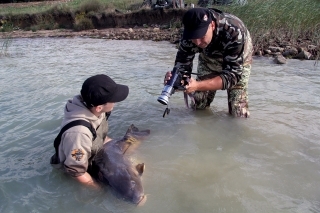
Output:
[165, 7, 253, 117]
[50, 74, 129, 187]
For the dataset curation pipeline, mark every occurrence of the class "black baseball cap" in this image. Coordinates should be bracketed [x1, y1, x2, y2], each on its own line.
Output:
[81, 74, 129, 107]
[182, 8, 213, 40]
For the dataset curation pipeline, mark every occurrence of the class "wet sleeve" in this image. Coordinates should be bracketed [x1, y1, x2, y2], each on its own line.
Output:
[174, 39, 199, 72]
[61, 132, 92, 177]
[220, 30, 245, 90]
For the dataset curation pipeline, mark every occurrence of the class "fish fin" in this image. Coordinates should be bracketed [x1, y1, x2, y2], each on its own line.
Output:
[125, 124, 136, 135]
[189, 93, 196, 111]
[125, 124, 150, 138]
[117, 125, 151, 154]
[184, 92, 189, 108]
[136, 163, 145, 175]
[130, 130, 151, 138]
[118, 137, 141, 155]
[184, 92, 196, 110]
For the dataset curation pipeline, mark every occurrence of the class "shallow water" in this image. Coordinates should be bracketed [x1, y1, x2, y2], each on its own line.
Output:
[0, 38, 319, 213]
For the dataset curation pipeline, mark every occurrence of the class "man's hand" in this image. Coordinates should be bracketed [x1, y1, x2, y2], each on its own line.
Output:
[104, 136, 112, 143]
[164, 71, 172, 85]
[73, 172, 100, 189]
[185, 77, 198, 93]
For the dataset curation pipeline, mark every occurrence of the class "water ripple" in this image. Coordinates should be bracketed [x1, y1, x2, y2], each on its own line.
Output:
[0, 39, 319, 213]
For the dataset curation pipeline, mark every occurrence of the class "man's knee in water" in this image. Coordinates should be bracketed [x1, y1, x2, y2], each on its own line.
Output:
[228, 87, 250, 118]
[192, 91, 215, 110]
[229, 100, 250, 118]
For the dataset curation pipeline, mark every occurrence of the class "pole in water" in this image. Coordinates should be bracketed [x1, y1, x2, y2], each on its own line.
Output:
[162, 106, 171, 118]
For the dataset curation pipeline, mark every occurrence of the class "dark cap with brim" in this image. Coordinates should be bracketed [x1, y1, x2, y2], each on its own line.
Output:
[182, 8, 212, 40]
[81, 74, 129, 107]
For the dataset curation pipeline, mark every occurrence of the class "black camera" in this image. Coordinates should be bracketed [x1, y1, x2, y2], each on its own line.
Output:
[157, 66, 191, 105]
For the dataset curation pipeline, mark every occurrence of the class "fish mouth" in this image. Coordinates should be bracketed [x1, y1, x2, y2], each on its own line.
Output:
[136, 195, 147, 206]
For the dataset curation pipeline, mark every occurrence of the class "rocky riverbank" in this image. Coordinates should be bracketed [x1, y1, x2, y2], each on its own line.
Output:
[1, 26, 318, 63]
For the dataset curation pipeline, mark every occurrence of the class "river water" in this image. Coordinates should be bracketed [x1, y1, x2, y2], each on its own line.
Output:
[0, 38, 319, 213]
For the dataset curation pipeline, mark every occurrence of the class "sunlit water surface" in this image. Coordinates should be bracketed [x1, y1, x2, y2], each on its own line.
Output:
[0, 38, 319, 213]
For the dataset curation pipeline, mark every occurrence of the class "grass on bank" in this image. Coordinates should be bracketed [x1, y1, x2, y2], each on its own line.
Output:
[0, 0, 193, 15]
[1, 0, 319, 34]
[223, 0, 320, 50]
[0, 0, 319, 58]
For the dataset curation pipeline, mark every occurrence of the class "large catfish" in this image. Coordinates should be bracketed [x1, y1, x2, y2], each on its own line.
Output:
[92, 124, 150, 205]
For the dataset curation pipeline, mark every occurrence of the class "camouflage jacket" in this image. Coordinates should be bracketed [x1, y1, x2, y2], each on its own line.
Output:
[175, 8, 253, 90]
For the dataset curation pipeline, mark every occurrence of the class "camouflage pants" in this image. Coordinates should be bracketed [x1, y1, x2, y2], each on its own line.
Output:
[192, 53, 251, 118]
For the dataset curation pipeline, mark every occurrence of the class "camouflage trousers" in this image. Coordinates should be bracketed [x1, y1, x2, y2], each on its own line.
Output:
[192, 53, 251, 118]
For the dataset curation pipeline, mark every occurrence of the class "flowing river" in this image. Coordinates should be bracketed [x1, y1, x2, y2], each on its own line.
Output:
[0, 38, 319, 213]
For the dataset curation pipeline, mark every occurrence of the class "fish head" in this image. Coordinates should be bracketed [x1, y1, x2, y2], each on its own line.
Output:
[100, 163, 145, 205]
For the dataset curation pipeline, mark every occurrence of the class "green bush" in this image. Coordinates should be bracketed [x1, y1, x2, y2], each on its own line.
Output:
[74, 12, 94, 31]
[48, 4, 72, 16]
[0, 20, 13, 32]
[30, 25, 39, 32]
[79, 0, 105, 13]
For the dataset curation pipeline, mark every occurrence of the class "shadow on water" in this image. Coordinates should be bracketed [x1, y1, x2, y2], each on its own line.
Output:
[0, 38, 319, 213]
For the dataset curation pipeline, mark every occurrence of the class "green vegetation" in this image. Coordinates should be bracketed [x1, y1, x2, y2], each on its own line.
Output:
[0, 0, 182, 15]
[0, 0, 318, 35]
[0, 0, 319, 58]
[220, 0, 320, 50]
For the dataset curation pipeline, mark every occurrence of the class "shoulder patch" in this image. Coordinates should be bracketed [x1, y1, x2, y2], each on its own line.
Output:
[71, 149, 85, 161]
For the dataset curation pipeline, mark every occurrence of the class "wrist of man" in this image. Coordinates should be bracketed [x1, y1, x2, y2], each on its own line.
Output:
[104, 136, 112, 143]
[198, 76, 223, 91]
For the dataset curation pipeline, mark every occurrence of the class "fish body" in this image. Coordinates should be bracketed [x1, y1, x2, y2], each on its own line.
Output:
[92, 124, 150, 205]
